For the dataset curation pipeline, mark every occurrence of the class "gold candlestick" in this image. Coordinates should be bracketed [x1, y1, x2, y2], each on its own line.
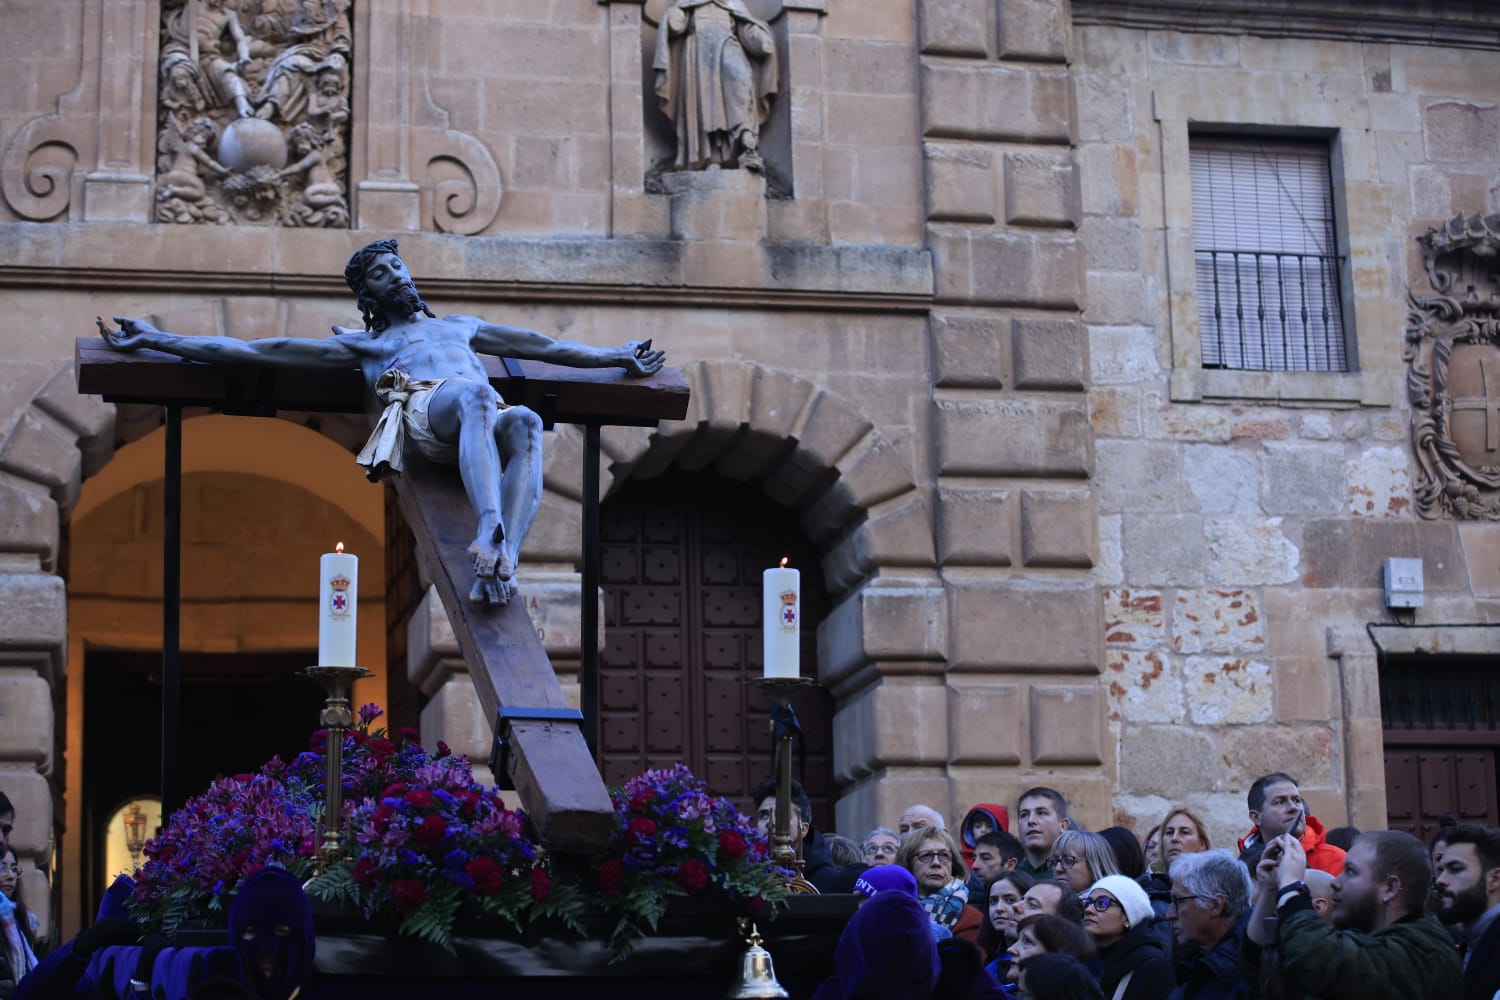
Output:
[750, 676, 817, 895]
[304, 664, 370, 873]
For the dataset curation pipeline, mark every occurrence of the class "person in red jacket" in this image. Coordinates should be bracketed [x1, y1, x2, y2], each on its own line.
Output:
[1236, 771, 1346, 875]
[959, 803, 1012, 868]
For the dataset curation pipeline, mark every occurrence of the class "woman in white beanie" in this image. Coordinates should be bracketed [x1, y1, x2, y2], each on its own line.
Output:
[1081, 875, 1175, 1000]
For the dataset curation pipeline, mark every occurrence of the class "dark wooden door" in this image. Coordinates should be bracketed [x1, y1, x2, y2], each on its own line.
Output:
[1382, 653, 1500, 839]
[598, 473, 836, 826]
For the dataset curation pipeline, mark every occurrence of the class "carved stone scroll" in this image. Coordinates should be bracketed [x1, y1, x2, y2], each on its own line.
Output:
[1406, 212, 1500, 519]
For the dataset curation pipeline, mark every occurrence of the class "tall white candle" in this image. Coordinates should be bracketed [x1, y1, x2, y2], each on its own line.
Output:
[763, 558, 800, 679]
[319, 543, 359, 666]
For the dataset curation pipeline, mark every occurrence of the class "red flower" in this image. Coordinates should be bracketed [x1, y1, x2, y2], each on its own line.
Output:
[371, 804, 396, 832]
[403, 789, 434, 809]
[392, 878, 427, 910]
[594, 858, 624, 896]
[435, 740, 452, 759]
[381, 783, 409, 801]
[747, 894, 767, 916]
[309, 729, 328, 752]
[413, 814, 448, 849]
[399, 726, 421, 742]
[626, 817, 657, 844]
[367, 738, 397, 757]
[350, 730, 369, 746]
[353, 857, 378, 886]
[529, 868, 551, 901]
[717, 830, 748, 862]
[456, 791, 479, 818]
[677, 860, 709, 894]
[466, 857, 503, 896]
[628, 791, 655, 813]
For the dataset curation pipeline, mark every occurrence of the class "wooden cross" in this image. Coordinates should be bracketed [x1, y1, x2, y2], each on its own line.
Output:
[77, 338, 690, 853]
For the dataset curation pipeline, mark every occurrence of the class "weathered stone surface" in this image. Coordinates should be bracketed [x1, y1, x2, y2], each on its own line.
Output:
[931, 229, 1084, 307]
[1122, 514, 1205, 587]
[1423, 101, 1500, 163]
[1104, 588, 1166, 648]
[1345, 445, 1412, 518]
[1301, 519, 1466, 590]
[934, 398, 1091, 477]
[0, 482, 57, 565]
[836, 497, 938, 588]
[1207, 518, 1300, 587]
[834, 679, 949, 779]
[1079, 143, 1140, 217]
[948, 581, 1100, 671]
[1458, 523, 1500, 598]
[0, 672, 51, 767]
[932, 313, 1007, 388]
[0, 573, 64, 670]
[422, 674, 493, 763]
[1275, 655, 1334, 723]
[1013, 317, 1086, 390]
[819, 585, 947, 686]
[1003, 151, 1080, 228]
[1082, 215, 1145, 273]
[1076, 74, 1134, 144]
[1183, 444, 1258, 515]
[1215, 724, 1339, 793]
[33, 368, 114, 478]
[996, 0, 1070, 62]
[947, 682, 1023, 765]
[920, 63, 1073, 143]
[1089, 325, 1158, 385]
[1096, 514, 1124, 586]
[1148, 30, 1238, 65]
[1118, 725, 1219, 797]
[1172, 589, 1266, 654]
[1261, 443, 1346, 515]
[0, 767, 49, 854]
[1095, 440, 1181, 513]
[917, 0, 992, 58]
[937, 486, 1014, 566]
[1185, 655, 1273, 725]
[0, 410, 81, 500]
[925, 143, 998, 223]
[1020, 489, 1096, 568]
[1104, 648, 1182, 723]
[1030, 684, 1103, 764]
[1090, 387, 1142, 438]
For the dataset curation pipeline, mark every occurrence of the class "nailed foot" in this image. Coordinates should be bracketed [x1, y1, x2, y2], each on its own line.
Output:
[467, 527, 516, 606]
[469, 574, 519, 606]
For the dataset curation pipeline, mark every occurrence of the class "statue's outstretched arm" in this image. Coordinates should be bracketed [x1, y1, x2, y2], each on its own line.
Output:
[470, 320, 665, 377]
[99, 317, 359, 369]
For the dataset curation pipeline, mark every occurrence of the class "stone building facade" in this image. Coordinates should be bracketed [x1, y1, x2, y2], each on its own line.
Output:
[0, 0, 1497, 937]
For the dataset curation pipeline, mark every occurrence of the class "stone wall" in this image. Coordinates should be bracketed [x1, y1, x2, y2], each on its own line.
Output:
[1075, 16, 1500, 845]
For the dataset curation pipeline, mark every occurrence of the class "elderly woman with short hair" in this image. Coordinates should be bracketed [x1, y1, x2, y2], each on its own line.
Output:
[1049, 829, 1123, 894]
[896, 826, 984, 942]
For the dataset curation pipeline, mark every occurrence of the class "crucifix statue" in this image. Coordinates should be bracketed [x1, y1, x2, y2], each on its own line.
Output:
[98, 238, 665, 606]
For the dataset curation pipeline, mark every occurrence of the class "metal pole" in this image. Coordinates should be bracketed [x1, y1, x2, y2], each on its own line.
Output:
[581, 423, 601, 759]
[162, 405, 183, 818]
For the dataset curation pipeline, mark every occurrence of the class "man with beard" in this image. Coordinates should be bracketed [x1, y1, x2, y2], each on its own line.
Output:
[1244, 829, 1461, 999]
[101, 239, 664, 605]
[1432, 824, 1500, 999]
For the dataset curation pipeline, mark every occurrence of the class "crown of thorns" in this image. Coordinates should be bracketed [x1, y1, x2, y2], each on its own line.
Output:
[344, 239, 401, 294]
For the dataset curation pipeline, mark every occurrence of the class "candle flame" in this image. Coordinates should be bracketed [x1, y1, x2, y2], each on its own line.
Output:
[336, 542, 345, 554]
[779, 556, 788, 568]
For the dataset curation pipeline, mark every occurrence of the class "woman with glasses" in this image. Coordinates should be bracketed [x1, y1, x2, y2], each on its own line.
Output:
[1079, 876, 1174, 1000]
[1049, 830, 1123, 895]
[895, 827, 984, 943]
[0, 847, 39, 995]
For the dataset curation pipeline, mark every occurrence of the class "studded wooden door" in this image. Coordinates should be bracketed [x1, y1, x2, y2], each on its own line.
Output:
[598, 473, 837, 825]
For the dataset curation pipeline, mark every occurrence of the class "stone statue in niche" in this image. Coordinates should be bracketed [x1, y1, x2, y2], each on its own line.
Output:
[154, 0, 351, 226]
[1406, 213, 1500, 518]
[653, 0, 778, 173]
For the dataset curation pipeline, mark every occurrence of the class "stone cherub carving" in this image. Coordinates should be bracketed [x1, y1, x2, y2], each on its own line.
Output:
[653, 0, 778, 173]
[98, 240, 666, 605]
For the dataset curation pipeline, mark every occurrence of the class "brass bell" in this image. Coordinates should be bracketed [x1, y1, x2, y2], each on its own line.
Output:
[728, 923, 789, 999]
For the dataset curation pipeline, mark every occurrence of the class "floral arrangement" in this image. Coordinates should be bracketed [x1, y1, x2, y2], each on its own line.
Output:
[128, 707, 783, 955]
[590, 763, 784, 954]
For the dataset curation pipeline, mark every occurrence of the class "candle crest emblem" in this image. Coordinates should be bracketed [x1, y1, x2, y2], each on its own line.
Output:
[779, 589, 798, 630]
[329, 575, 352, 616]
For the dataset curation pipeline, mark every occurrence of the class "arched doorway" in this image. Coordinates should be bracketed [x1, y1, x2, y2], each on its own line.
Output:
[597, 471, 838, 825]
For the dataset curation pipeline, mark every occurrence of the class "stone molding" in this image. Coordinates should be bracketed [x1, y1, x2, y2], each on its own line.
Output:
[1072, 0, 1500, 51]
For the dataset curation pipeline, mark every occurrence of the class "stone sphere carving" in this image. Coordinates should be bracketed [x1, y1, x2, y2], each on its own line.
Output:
[217, 118, 289, 173]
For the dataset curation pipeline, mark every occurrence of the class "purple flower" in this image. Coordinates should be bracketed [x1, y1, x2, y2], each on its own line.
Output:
[358, 703, 384, 727]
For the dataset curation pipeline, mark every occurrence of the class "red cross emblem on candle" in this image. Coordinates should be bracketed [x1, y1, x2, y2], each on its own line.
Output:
[780, 590, 798, 630]
[330, 575, 351, 617]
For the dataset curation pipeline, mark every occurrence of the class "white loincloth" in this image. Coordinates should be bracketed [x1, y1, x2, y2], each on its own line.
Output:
[355, 369, 508, 482]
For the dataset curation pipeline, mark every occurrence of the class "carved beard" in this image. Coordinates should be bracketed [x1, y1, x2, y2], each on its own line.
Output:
[373, 280, 429, 326]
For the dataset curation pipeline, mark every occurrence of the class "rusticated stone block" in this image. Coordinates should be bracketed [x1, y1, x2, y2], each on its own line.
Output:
[948, 682, 1023, 764]
[663, 169, 768, 241]
[833, 679, 950, 780]
[1423, 102, 1500, 163]
[519, 493, 583, 564]
[949, 231, 1081, 307]
[832, 437, 917, 511]
[819, 584, 947, 686]
[925, 143, 997, 223]
[796, 390, 875, 472]
[934, 398, 1090, 477]
[422, 675, 493, 764]
[1012, 317, 1085, 390]
[937, 486, 1014, 566]
[0, 573, 64, 674]
[0, 767, 49, 854]
[34, 368, 114, 478]
[932, 313, 1006, 388]
[996, 0, 1070, 62]
[918, 0, 992, 57]
[920, 63, 1073, 143]
[823, 496, 938, 596]
[0, 410, 80, 500]
[0, 482, 57, 565]
[748, 368, 818, 442]
[836, 771, 953, 837]
[0, 673, 51, 768]
[1020, 489, 1096, 568]
[1003, 151, 1080, 227]
[948, 581, 1099, 671]
[1030, 684, 1103, 764]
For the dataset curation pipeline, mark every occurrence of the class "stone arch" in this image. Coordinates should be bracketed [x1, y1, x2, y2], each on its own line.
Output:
[530, 359, 935, 601]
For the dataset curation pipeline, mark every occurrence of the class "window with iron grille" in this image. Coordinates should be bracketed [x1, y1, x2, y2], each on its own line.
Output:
[1191, 136, 1349, 372]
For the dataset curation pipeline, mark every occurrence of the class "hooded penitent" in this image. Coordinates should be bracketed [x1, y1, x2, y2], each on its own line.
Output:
[826, 890, 942, 1000]
[227, 868, 315, 1000]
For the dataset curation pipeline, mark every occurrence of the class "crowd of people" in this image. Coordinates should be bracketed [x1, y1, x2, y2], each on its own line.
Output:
[758, 773, 1490, 1000]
